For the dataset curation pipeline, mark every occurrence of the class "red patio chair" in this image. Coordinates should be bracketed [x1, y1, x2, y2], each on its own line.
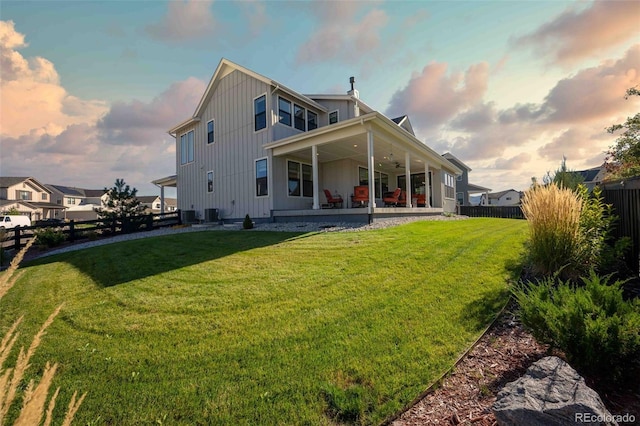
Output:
[323, 189, 343, 208]
[383, 188, 402, 206]
[351, 186, 369, 207]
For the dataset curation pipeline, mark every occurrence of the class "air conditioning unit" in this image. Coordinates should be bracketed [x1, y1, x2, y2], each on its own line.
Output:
[182, 210, 196, 223]
[204, 208, 219, 222]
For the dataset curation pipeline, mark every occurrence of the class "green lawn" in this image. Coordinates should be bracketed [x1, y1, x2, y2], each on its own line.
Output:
[0, 218, 527, 425]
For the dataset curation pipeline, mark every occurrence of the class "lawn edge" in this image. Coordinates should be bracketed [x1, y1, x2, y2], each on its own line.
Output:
[381, 296, 513, 425]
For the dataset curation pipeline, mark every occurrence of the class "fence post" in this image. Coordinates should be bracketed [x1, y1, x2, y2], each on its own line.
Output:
[146, 214, 153, 231]
[14, 227, 21, 251]
[177, 209, 182, 226]
[69, 220, 75, 242]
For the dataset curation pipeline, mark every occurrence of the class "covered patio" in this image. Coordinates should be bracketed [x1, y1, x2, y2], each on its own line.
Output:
[265, 111, 461, 222]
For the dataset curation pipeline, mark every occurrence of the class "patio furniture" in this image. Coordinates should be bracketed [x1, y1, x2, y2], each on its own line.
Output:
[383, 188, 402, 206]
[351, 185, 369, 207]
[323, 189, 343, 208]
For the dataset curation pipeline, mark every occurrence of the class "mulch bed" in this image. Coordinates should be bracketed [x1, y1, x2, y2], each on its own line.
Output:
[391, 303, 640, 425]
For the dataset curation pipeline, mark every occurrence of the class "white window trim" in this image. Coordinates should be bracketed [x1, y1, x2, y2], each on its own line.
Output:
[253, 93, 268, 134]
[444, 172, 455, 200]
[329, 109, 339, 125]
[307, 110, 318, 131]
[206, 170, 214, 193]
[207, 119, 215, 144]
[286, 159, 313, 198]
[180, 129, 195, 165]
[254, 157, 269, 198]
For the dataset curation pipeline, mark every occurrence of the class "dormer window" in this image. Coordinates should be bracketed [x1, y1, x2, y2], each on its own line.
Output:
[308, 111, 318, 131]
[329, 110, 338, 125]
[278, 97, 292, 126]
[294, 104, 305, 131]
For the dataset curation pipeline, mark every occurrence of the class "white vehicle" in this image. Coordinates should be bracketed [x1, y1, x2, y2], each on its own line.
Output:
[0, 215, 31, 229]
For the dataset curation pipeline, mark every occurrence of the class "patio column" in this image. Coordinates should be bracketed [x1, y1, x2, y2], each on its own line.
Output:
[367, 130, 375, 212]
[312, 144, 319, 209]
[425, 163, 431, 208]
[405, 152, 412, 208]
[159, 185, 165, 217]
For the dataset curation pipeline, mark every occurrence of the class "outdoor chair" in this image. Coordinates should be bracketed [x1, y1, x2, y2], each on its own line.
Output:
[383, 188, 402, 206]
[323, 189, 343, 208]
[351, 186, 369, 207]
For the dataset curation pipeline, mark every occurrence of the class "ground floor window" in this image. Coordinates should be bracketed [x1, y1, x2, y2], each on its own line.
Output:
[397, 172, 430, 195]
[288, 160, 313, 197]
[207, 171, 213, 193]
[358, 167, 388, 198]
[255, 158, 268, 197]
[444, 172, 455, 199]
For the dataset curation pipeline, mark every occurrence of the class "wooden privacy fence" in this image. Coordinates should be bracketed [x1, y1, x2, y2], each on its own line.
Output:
[459, 205, 524, 219]
[1, 211, 182, 252]
[602, 179, 640, 275]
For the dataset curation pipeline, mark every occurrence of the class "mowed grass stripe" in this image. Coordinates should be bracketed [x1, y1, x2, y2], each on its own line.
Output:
[0, 218, 526, 425]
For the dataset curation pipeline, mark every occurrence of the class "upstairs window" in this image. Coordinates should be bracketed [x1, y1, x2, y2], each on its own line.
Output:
[294, 104, 305, 131]
[254, 95, 266, 131]
[207, 120, 214, 144]
[308, 111, 318, 130]
[41, 193, 48, 200]
[444, 172, 455, 199]
[180, 130, 194, 165]
[329, 110, 338, 124]
[278, 97, 292, 126]
[16, 190, 32, 200]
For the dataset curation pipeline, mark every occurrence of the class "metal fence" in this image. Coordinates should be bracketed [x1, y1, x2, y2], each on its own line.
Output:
[602, 178, 640, 275]
[458, 205, 524, 219]
[1, 211, 182, 252]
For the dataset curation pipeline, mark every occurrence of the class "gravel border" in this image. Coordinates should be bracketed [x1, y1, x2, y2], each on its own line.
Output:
[28, 215, 467, 260]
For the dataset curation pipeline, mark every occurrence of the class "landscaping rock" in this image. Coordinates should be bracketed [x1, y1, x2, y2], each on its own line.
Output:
[492, 356, 616, 426]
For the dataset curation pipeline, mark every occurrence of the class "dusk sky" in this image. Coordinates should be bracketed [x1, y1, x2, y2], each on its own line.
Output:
[1, 0, 638, 196]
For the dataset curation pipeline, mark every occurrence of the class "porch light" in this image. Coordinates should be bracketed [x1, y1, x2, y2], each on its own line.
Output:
[353, 144, 358, 148]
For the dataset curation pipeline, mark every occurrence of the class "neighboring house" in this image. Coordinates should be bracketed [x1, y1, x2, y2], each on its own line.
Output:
[442, 153, 491, 206]
[574, 164, 608, 191]
[160, 59, 461, 223]
[46, 184, 109, 221]
[0, 177, 66, 221]
[137, 196, 177, 213]
[481, 189, 523, 206]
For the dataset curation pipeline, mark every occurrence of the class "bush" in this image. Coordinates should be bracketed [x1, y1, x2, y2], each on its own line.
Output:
[243, 214, 253, 230]
[514, 271, 640, 382]
[34, 227, 67, 248]
[521, 183, 582, 278]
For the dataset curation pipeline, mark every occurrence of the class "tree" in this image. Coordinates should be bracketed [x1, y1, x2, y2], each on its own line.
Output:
[95, 178, 145, 220]
[606, 86, 640, 179]
[542, 157, 584, 191]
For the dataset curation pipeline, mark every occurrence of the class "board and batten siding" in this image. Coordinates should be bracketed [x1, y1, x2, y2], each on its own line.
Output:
[177, 69, 272, 221]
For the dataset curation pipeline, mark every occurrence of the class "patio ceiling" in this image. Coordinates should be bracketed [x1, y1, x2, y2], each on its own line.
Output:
[267, 112, 459, 176]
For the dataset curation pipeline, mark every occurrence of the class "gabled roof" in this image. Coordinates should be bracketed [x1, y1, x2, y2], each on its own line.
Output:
[137, 196, 160, 203]
[46, 184, 85, 197]
[169, 59, 328, 134]
[390, 115, 416, 136]
[0, 177, 51, 193]
[488, 189, 520, 199]
[442, 152, 472, 172]
[83, 189, 108, 197]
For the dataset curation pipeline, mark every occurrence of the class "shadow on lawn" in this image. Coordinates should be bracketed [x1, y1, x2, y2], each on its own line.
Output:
[25, 230, 307, 288]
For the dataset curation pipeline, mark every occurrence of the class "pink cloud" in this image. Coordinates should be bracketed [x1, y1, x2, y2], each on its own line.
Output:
[513, 0, 640, 66]
[295, 8, 388, 65]
[387, 61, 489, 130]
[146, 0, 216, 43]
[97, 77, 206, 146]
[493, 153, 532, 170]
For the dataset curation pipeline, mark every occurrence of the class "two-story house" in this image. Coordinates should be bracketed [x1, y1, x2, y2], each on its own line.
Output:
[162, 59, 461, 223]
[441, 153, 491, 206]
[481, 189, 523, 206]
[0, 177, 66, 221]
[46, 185, 110, 220]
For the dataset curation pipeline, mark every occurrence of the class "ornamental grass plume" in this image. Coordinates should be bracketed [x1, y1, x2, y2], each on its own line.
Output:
[0, 305, 86, 426]
[521, 183, 583, 278]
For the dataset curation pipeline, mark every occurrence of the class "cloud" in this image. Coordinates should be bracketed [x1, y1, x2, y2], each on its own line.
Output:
[0, 20, 108, 138]
[146, 0, 216, 43]
[513, 0, 640, 66]
[295, 6, 388, 65]
[536, 127, 610, 162]
[493, 153, 532, 170]
[97, 77, 206, 146]
[387, 61, 489, 130]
